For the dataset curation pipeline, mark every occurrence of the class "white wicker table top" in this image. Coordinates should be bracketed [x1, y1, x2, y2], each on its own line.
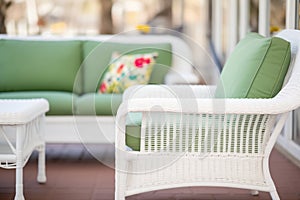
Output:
[0, 99, 49, 125]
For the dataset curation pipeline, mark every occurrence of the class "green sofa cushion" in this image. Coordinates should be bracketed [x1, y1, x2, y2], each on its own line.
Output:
[215, 33, 291, 98]
[82, 41, 172, 93]
[0, 91, 77, 115]
[75, 93, 122, 115]
[0, 40, 82, 94]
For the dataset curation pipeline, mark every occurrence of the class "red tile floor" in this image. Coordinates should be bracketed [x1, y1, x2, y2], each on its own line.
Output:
[0, 144, 299, 200]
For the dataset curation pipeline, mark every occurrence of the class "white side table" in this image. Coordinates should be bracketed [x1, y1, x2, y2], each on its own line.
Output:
[0, 99, 49, 200]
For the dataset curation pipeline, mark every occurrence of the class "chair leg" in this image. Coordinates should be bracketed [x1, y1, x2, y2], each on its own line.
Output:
[263, 157, 280, 200]
[37, 144, 47, 183]
[115, 150, 128, 200]
[115, 172, 127, 200]
[270, 190, 280, 200]
[115, 159, 128, 200]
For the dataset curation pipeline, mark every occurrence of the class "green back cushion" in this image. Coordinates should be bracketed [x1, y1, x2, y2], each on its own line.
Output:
[82, 41, 172, 93]
[215, 33, 291, 98]
[0, 39, 82, 93]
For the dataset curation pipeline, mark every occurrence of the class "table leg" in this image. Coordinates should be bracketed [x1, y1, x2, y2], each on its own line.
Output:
[37, 144, 46, 183]
[15, 125, 25, 200]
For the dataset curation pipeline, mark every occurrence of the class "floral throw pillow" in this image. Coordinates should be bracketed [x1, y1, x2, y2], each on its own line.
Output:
[98, 52, 158, 94]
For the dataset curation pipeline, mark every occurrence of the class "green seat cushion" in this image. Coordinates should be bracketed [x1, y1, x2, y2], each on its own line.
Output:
[75, 93, 141, 150]
[75, 93, 122, 115]
[125, 113, 275, 152]
[82, 41, 172, 93]
[0, 91, 77, 115]
[0, 40, 82, 94]
[125, 112, 142, 151]
[215, 33, 291, 98]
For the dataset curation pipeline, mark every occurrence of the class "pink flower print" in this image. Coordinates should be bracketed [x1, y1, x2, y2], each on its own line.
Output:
[134, 57, 144, 68]
[144, 58, 151, 64]
[100, 82, 107, 93]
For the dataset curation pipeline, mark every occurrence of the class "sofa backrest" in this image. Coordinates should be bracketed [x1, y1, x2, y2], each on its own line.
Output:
[81, 41, 172, 93]
[80, 34, 196, 85]
[0, 34, 195, 95]
[0, 38, 82, 93]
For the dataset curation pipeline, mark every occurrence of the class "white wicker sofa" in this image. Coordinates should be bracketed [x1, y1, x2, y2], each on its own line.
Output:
[0, 34, 198, 144]
[115, 29, 300, 200]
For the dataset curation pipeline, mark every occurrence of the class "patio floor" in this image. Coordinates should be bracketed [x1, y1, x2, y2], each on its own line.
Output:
[0, 144, 299, 200]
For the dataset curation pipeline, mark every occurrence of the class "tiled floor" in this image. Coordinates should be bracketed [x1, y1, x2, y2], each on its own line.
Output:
[0, 144, 299, 200]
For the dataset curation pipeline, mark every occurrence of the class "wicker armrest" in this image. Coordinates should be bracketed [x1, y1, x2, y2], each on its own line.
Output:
[118, 97, 292, 117]
[122, 85, 216, 101]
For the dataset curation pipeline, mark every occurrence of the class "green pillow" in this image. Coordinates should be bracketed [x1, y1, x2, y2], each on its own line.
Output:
[215, 33, 291, 98]
[82, 41, 172, 93]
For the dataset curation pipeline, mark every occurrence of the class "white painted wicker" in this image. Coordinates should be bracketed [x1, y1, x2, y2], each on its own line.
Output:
[0, 99, 49, 200]
[115, 29, 300, 200]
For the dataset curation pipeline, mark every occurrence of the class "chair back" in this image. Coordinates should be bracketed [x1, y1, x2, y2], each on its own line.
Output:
[275, 29, 300, 110]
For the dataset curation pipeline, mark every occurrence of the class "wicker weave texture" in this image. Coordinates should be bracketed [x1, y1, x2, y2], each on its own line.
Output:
[115, 29, 300, 200]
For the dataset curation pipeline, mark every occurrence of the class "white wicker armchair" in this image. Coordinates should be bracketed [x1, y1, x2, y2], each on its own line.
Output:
[115, 29, 300, 200]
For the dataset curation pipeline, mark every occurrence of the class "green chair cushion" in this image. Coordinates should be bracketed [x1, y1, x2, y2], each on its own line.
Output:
[75, 93, 122, 115]
[82, 41, 172, 93]
[0, 91, 77, 115]
[215, 33, 291, 98]
[125, 112, 142, 151]
[0, 40, 82, 94]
